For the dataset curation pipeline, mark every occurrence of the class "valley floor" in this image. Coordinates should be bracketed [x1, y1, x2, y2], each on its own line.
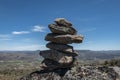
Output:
[0, 60, 41, 80]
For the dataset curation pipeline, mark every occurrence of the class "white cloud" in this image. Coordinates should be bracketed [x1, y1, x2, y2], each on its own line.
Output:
[0, 38, 12, 41]
[0, 45, 47, 51]
[0, 34, 10, 38]
[0, 34, 12, 40]
[12, 31, 30, 35]
[32, 25, 46, 32]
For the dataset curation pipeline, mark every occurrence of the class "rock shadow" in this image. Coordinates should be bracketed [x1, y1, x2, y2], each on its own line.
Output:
[30, 68, 71, 77]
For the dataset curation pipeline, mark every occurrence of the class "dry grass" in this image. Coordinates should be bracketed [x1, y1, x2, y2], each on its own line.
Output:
[0, 60, 41, 80]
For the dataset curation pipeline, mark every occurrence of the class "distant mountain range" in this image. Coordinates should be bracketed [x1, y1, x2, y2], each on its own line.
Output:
[77, 50, 120, 60]
[0, 50, 120, 61]
[0, 51, 40, 61]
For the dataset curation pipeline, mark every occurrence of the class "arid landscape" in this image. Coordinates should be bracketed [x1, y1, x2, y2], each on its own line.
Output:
[0, 0, 120, 80]
[0, 50, 120, 80]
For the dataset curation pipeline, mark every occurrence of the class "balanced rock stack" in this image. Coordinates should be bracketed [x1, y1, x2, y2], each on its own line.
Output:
[40, 18, 83, 70]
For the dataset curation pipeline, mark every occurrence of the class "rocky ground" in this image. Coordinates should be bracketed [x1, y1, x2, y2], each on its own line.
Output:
[20, 65, 120, 80]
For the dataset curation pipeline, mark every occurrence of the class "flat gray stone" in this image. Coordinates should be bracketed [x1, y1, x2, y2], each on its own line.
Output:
[45, 33, 83, 44]
[41, 59, 75, 70]
[46, 42, 78, 56]
[40, 50, 73, 64]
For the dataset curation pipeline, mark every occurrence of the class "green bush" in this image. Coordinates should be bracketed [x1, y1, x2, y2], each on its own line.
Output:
[103, 59, 120, 67]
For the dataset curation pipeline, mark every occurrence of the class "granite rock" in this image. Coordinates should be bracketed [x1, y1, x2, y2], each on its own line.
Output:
[46, 42, 78, 56]
[54, 18, 72, 27]
[41, 59, 76, 70]
[48, 24, 77, 35]
[40, 50, 73, 64]
[45, 33, 83, 44]
[20, 65, 120, 80]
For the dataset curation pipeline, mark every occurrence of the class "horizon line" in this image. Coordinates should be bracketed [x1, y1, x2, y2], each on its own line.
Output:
[0, 49, 120, 51]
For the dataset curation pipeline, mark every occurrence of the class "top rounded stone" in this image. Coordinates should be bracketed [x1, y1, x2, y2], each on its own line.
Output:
[54, 18, 72, 27]
[48, 24, 77, 35]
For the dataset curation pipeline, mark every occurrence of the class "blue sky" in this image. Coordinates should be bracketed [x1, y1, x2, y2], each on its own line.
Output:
[0, 0, 120, 51]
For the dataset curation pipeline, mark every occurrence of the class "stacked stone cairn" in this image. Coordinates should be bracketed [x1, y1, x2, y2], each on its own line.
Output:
[40, 18, 83, 70]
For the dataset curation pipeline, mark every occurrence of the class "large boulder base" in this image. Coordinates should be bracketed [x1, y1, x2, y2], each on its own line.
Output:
[54, 18, 72, 27]
[48, 24, 77, 35]
[46, 42, 78, 56]
[20, 66, 120, 80]
[45, 33, 83, 44]
[40, 50, 73, 64]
